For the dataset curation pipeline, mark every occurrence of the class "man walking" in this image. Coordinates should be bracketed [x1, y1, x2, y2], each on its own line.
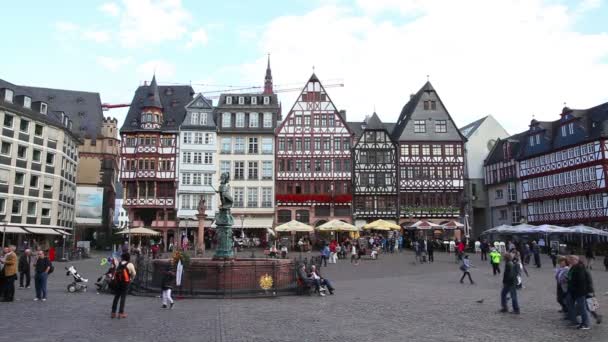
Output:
[490, 248, 501, 275]
[0, 246, 17, 301]
[480, 239, 489, 261]
[18, 248, 33, 289]
[427, 239, 434, 263]
[34, 250, 52, 301]
[531, 241, 541, 268]
[567, 255, 595, 330]
[500, 253, 520, 314]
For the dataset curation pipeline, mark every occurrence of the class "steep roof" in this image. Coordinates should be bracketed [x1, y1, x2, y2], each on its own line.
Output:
[459, 116, 488, 138]
[365, 112, 384, 130]
[347, 113, 395, 141]
[120, 80, 194, 133]
[142, 75, 163, 108]
[484, 132, 526, 165]
[391, 81, 466, 142]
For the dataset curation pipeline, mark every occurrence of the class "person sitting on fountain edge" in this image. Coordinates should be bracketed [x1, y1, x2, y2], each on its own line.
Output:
[309, 265, 334, 296]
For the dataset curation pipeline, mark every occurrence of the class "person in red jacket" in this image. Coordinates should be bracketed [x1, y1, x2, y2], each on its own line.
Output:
[329, 240, 337, 264]
[457, 240, 465, 262]
[48, 246, 56, 262]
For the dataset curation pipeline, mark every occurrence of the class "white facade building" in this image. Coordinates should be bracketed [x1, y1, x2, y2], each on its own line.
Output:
[177, 94, 217, 229]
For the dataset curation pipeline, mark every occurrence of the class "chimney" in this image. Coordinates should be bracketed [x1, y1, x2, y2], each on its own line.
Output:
[339, 110, 347, 121]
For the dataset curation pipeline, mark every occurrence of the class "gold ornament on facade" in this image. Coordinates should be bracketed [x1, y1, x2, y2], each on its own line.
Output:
[259, 274, 273, 290]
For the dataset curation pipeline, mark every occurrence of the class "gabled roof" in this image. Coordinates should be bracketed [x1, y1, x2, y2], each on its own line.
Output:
[347, 114, 395, 141]
[459, 116, 488, 138]
[120, 79, 194, 133]
[484, 132, 525, 165]
[365, 112, 384, 130]
[1, 78, 102, 141]
[391, 81, 466, 142]
[142, 75, 163, 108]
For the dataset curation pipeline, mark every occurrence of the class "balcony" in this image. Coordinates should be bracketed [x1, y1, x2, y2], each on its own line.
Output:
[276, 193, 352, 203]
[400, 206, 460, 218]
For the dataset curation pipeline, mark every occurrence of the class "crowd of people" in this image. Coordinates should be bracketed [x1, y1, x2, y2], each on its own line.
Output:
[0, 245, 54, 302]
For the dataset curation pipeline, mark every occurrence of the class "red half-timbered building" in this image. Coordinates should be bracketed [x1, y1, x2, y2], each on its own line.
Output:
[275, 74, 354, 226]
[519, 104, 608, 226]
[392, 81, 466, 225]
[120, 76, 194, 248]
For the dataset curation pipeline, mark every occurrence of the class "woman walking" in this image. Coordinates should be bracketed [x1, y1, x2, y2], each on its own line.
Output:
[459, 255, 475, 284]
[350, 243, 359, 265]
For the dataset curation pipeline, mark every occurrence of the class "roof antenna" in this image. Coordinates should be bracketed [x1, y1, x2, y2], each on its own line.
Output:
[312, 65, 315, 73]
[426, 74, 430, 82]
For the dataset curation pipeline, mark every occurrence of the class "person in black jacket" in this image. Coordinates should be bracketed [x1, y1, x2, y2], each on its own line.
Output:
[567, 255, 594, 329]
[161, 270, 175, 309]
[18, 249, 33, 289]
[427, 239, 435, 263]
[499, 253, 520, 314]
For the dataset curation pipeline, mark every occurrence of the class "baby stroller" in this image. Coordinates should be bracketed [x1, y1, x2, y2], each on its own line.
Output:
[65, 265, 88, 293]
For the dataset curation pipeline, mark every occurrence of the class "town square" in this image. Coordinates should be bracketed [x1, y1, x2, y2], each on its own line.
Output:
[1, 1, 608, 341]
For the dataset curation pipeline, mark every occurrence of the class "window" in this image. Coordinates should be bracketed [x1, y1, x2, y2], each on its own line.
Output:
[182, 152, 192, 163]
[222, 112, 231, 127]
[489, 187, 505, 200]
[535, 134, 540, 145]
[499, 209, 507, 221]
[220, 161, 231, 175]
[45, 152, 54, 165]
[234, 137, 245, 154]
[238, 96, 244, 105]
[262, 138, 272, 154]
[248, 137, 258, 154]
[333, 138, 341, 151]
[12, 199, 21, 215]
[204, 153, 213, 164]
[263, 112, 273, 128]
[234, 161, 245, 180]
[323, 138, 330, 150]
[324, 160, 331, 172]
[248, 161, 258, 180]
[183, 132, 192, 144]
[221, 137, 231, 153]
[247, 187, 258, 207]
[249, 112, 259, 127]
[40, 103, 48, 115]
[182, 173, 191, 185]
[191, 112, 199, 125]
[295, 138, 302, 151]
[304, 138, 310, 151]
[262, 161, 272, 179]
[314, 138, 321, 150]
[414, 120, 426, 133]
[192, 173, 202, 185]
[17, 145, 27, 159]
[20, 119, 29, 133]
[529, 136, 534, 147]
[181, 194, 191, 209]
[561, 125, 567, 137]
[43, 177, 53, 191]
[4, 89, 13, 103]
[261, 188, 272, 207]
[334, 159, 342, 172]
[435, 120, 447, 133]
[23, 96, 31, 109]
[422, 145, 430, 156]
[34, 124, 43, 136]
[194, 132, 203, 144]
[203, 173, 212, 186]
[226, 96, 232, 105]
[200, 113, 208, 125]
[568, 122, 574, 135]
[233, 188, 244, 207]
[30, 175, 39, 188]
[432, 145, 441, 156]
[251, 96, 257, 105]
[27, 202, 36, 216]
[3, 114, 14, 128]
[193, 152, 202, 164]
[204, 132, 213, 144]
[263, 96, 270, 105]
[236, 113, 245, 127]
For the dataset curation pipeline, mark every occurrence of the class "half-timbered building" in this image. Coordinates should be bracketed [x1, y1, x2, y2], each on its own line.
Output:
[392, 81, 466, 225]
[350, 113, 398, 223]
[275, 74, 354, 226]
[519, 104, 608, 226]
[120, 76, 194, 249]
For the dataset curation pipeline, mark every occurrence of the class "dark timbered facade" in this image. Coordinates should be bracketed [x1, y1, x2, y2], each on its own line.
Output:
[519, 105, 608, 226]
[275, 74, 354, 226]
[392, 82, 466, 224]
[350, 113, 398, 221]
[120, 76, 194, 248]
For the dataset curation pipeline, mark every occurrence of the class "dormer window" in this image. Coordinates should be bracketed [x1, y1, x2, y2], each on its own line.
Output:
[4, 89, 13, 103]
[560, 123, 574, 137]
[200, 113, 207, 125]
[226, 96, 232, 105]
[251, 96, 257, 105]
[263, 96, 270, 105]
[40, 102, 48, 115]
[238, 96, 244, 105]
[23, 96, 31, 109]
[191, 112, 199, 125]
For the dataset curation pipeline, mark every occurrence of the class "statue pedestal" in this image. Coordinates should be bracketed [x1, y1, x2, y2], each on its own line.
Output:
[213, 208, 234, 260]
[196, 213, 206, 256]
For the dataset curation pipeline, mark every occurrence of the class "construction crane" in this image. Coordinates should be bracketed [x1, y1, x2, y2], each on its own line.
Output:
[101, 82, 344, 111]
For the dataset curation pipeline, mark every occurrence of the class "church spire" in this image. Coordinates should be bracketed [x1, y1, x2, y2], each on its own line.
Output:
[263, 54, 273, 94]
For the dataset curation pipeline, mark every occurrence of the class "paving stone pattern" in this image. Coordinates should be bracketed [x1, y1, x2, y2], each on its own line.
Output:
[4, 251, 608, 342]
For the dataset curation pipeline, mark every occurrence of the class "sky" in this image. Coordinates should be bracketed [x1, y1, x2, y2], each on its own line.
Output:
[1, 0, 608, 135]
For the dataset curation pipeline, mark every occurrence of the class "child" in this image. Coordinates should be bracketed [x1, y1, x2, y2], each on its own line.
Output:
[161, 270, 175, 309]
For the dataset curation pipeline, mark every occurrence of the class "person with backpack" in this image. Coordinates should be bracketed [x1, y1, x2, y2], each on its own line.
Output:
[110, 253, 136, 319]
[34, 249, 52, 302]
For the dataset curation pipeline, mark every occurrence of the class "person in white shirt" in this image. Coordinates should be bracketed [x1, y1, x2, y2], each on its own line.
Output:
[474, 240, 481, 254]
[350, 244, 358, 265]
[309, 265, 334, 295]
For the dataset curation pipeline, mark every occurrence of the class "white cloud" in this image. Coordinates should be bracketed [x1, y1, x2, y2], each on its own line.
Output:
[99, 2, 121, 16]
[96, 56, 132, 72]
[235, 1, 608, 134]
[136, 60, 177, 80]
[577, 0, 602, 13]
[118, 0, 192, 48]
[186, 28, 209, 49]
[55, 21, 79, 32]
[83, 30, 112, 43]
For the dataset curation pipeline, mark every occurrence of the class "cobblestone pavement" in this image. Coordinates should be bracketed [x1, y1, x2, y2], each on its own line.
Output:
[4, 250, 608, 342]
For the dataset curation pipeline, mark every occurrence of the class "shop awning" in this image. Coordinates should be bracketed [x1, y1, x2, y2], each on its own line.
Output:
[54, 229, 73, 236]
[1, 226, 29, 234]
[212, 217, 274, 229]
[23, 227, 62, 235]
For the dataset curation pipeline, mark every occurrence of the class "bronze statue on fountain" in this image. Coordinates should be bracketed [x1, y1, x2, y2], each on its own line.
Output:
[213, 172, 235, 260]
